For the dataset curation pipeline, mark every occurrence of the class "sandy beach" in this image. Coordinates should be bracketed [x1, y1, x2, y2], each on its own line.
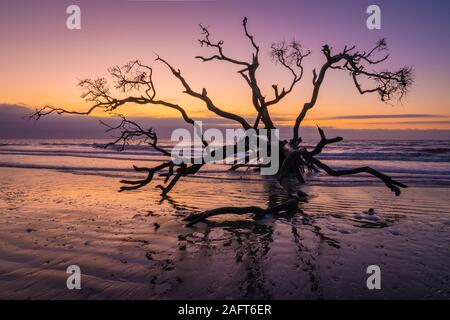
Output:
[1, 0, 450, 304]
[1, 166, 449, 299]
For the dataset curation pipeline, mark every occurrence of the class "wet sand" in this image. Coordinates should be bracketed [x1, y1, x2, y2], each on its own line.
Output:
[0, 167, 449, 299]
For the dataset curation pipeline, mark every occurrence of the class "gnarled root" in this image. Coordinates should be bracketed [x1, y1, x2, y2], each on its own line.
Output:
[302, 127, 408, 196]
[310, 158, 407, 196]
[183, 198, 299, 227]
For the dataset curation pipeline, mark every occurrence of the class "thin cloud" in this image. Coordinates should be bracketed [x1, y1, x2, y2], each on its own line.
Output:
[367, 121, 450, 125]
[310, 114, 447, 120]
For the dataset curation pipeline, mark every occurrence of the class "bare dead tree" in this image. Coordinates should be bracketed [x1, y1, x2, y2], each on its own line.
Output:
[31, 18, 413, 222]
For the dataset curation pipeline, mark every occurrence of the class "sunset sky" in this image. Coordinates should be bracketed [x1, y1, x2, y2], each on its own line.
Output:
[1, 0, 449, 131]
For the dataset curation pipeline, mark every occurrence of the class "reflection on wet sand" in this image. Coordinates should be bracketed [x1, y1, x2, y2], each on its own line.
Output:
[0, 168, 449, 299]
[161, 178, 399, 299]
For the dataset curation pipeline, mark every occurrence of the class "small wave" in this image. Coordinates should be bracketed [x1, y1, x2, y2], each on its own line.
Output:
[0, 150, 167, 163]
[2, 162, 450, 187]
[2, 139, 450, 188]
[35, 142, 174, 151]
[39, 142, 97, 147]
[317, 152, 450, 162]
[0, 162, 136, 173]
[3, 147, 449, 163]
[0, 143, 28, 147]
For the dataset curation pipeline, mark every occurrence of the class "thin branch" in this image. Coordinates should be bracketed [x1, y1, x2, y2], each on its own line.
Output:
[155, 55, 252, 129]
[196, 23, 250, 67]
[194, 17, 276, 129]
[266, 41, 311, 107]
[98, 114, 171, 156]
[292, 40, 413, 144]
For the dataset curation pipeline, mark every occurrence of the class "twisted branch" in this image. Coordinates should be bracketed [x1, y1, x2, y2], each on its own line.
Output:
[183, 198, 299, 227]
[292, 40, 414, 144]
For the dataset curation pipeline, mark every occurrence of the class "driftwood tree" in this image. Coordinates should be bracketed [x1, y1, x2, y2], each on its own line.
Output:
[32, 18, 413, 225]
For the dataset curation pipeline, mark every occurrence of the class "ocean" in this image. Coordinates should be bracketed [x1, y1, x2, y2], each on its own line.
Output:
[1, 138, 449, 187]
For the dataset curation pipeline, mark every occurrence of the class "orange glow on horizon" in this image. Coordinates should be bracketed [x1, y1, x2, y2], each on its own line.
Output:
[1, 0, 449, 131]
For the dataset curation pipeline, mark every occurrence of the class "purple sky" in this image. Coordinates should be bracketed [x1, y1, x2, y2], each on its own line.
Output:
[0, 0, 449, 138]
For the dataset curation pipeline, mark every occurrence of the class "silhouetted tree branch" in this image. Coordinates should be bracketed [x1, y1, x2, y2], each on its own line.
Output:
[155, 55, 252, 129]
[30, 17, 413, 211]
[292, 40, 414, 144]
[303, 127, 408, 196]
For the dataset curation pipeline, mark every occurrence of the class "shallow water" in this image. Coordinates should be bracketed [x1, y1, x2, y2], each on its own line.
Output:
[0, 163, 449, 299]
[1, 138, 450, 185]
